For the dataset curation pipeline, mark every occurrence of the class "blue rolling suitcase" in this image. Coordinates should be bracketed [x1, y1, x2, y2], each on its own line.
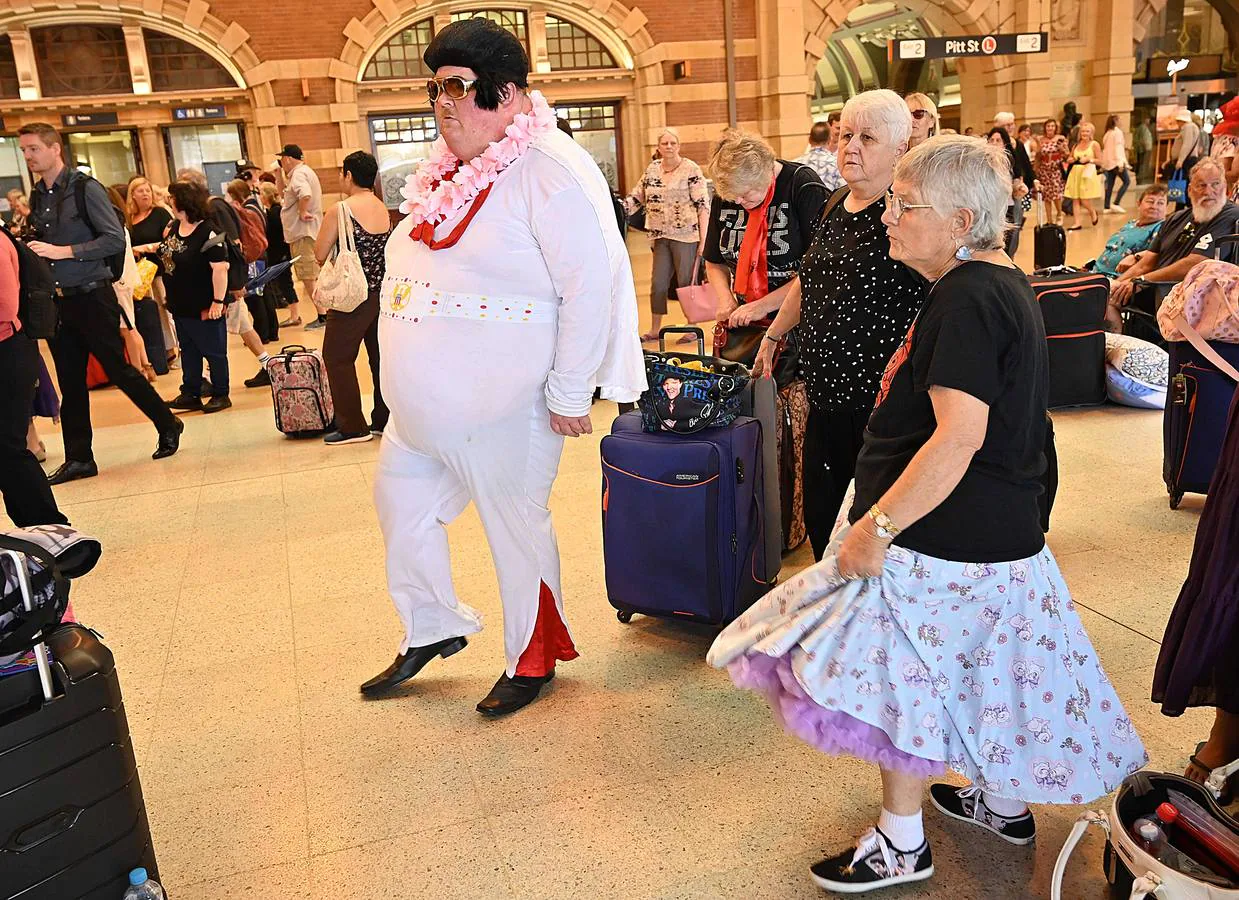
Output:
[601, 411, 772, 626]
[1164, 339, 1239, 508]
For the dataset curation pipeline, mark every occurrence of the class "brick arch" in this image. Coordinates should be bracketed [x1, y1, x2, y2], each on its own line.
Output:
[801, 0, 1005, 79]
[0, 1, 271, 104]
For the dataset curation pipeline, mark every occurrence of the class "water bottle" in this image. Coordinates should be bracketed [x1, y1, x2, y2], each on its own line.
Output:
[1131, 815, 1168, 856]
[122, 868, 166, 900]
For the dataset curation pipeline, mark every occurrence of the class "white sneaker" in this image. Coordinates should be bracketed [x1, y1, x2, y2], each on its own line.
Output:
[1110, 204, 1126, 214]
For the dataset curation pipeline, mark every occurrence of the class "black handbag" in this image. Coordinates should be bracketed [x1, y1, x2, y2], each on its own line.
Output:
[626, 204, 647, 233]
[713, 321, 800, 387]
[638, 328, 750, 434]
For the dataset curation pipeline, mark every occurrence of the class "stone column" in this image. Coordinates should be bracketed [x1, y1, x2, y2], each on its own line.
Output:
[754, 0, 810, 157]
[1088, 0, 1137, 133]
[138, 127, 169, 186]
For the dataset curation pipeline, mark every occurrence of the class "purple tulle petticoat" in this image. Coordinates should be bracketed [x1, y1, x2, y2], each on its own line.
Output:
[728, 651, 944, 777]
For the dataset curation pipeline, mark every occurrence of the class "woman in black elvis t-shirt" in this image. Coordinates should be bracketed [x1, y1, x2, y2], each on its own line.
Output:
[709, 135, 1145, 895]
[702, 130, 825, 326]
[158, 181, 231, 413]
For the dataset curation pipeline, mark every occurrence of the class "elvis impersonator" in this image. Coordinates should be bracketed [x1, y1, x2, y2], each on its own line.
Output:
[361, 18, 645, 716]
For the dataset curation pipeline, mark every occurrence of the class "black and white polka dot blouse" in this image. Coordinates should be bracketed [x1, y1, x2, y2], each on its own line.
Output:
[797, 196, 926, 413]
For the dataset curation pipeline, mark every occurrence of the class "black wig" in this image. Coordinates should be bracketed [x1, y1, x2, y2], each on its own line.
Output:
[423, 18, 529, 111]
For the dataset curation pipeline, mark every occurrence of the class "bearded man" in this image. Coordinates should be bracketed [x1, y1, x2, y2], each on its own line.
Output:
[1107, 157, 1239, 328]
[361, 17, 644, 716]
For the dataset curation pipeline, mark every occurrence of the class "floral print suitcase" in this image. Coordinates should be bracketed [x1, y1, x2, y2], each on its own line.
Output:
[265, 344, 334, 436]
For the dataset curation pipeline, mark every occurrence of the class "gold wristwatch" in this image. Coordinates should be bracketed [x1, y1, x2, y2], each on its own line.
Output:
[867, 504, 901, 541]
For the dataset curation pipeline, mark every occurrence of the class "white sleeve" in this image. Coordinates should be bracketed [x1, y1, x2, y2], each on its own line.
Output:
[533, 186, 615, 418]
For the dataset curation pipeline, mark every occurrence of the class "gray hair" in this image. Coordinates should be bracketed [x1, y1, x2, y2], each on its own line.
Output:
[1191, 156, 1227, 183]
[994, 111, 1015, 126]
[894, 134, 1012, 250]
[840, 89, 912, 148]
[176, 167, 208, 190]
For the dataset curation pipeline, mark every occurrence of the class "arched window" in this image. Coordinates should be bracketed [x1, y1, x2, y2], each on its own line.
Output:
[144, 30, 237, 92]
[0, 36, 19, 99]
[32, 24, 131, 97]
[450, 10, 529, 49]
[545, 16, 616, 70]
[364, 19, 434, 81]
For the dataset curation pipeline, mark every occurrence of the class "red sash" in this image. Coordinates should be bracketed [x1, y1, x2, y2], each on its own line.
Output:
[732, 179, 775, 302]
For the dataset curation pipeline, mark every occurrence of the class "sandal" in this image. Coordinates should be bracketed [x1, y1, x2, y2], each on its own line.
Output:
[1188, 740, 1237, 804]
[639, 331, 659, 342]
[1068, 225, 1082, 231]
[280, 317, 303, 328]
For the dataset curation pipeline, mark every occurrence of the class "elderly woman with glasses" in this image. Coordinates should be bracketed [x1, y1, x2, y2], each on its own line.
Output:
[904, 92, 938, 148]
[754, 89, 926, 560]
[710, 135, 1145, 894]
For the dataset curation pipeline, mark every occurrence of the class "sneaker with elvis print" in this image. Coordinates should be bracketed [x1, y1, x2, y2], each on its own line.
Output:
[810, 827, 933, 893]
[929, 783, 1037, 845]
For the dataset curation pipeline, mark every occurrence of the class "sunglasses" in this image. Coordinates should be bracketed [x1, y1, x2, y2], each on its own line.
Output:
[910, 109, 932, 120]
[426, 76, 477, 103]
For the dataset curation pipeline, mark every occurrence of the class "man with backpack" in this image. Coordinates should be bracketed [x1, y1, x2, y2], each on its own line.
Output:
[19, 122, 183, 484]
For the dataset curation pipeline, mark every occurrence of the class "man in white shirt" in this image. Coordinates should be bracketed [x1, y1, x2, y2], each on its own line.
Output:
[277, 144, 326, 329]
[796, 118, 844, 190]
[361, 18, 644, 716]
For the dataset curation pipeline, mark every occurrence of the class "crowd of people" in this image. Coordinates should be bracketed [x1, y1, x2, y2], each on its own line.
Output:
[4, 17, 1239, 894]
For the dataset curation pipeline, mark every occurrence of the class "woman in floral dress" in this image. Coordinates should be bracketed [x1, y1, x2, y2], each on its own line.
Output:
[1034, 118, 1069, 224]
[708, 135, 1145, 895]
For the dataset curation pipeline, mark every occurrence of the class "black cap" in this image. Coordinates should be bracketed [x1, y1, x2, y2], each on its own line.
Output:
[277, 144, 303, 160]
[235, 159, 260, 177]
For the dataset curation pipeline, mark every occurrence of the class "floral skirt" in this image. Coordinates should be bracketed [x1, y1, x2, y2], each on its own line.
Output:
[708, 528, 1148, 805]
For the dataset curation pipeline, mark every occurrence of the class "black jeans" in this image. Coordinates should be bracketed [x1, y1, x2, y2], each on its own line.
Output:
[50, 284, 178, 464]
[245, 291, 279, 345]
[0, 333, 68, 526]
[174, 316, 229, 399]
[803, 405, 870, 561]
[322, 290, 387, 434]
[1104, 167, 1131, 209]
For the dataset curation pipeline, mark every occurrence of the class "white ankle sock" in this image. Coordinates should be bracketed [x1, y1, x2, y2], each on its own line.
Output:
[981, 791, 1029, 818]
[258, 352, 270, 364]
[878, 808, 924, 851]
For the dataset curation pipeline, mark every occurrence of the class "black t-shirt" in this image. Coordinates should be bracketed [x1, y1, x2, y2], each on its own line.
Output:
[159, 221, 228, 318]
[797, 192, 927, 412]
[850, 262, 1049, 563]
[1151, 202, 1239, 266]
[128, 207, 174, 275]
[703, 161, 825, 298]
[265, 205, 290, 262]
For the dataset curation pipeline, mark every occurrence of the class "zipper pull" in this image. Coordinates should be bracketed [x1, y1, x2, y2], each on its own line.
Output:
[735, 459, 745, 483]
[731, 533, 737, 554]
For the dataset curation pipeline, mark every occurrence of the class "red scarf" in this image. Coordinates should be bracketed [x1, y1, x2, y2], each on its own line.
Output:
[409, 175, 494, 251]
[732, 179, 775, 302]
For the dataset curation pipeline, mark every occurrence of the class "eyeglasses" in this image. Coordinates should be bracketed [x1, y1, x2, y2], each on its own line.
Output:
[910, 109, 932, 120]
[884, 189, 933, 222]
[426, 76, 477, 103]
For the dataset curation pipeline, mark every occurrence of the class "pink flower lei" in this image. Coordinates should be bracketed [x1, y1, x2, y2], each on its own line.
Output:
[399, 90, 558, 225]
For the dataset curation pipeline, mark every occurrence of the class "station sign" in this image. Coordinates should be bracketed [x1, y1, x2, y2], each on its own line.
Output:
[61, 112, 120, 127]
[172, 106, 228, 121]
[891, 32, 1048, 61]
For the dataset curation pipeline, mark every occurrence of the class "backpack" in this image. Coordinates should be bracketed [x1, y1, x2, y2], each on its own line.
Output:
[63, 175, 126, 282]
[235, 203, 268, 263]
[208, 198, 249, 292]
[1, 224, 58, 339]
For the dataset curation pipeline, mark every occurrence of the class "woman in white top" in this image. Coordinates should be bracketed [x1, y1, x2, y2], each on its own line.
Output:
[1100, 115, 1132, 214]
[624, 128, 710, 341]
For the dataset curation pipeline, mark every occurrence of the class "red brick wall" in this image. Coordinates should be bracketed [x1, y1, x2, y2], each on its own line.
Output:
[208, 1, 353, 59]
[272, 78, 335, 108]
[661, 56, 758, 85]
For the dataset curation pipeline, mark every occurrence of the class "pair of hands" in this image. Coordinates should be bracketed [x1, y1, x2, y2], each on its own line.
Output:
[1110, 278, 1136, 307]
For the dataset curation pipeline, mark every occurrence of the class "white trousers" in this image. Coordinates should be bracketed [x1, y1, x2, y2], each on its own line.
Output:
[373, 400, 571, 676]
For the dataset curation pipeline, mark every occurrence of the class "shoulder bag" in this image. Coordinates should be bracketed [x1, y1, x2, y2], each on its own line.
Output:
[315, 203, 368, 313]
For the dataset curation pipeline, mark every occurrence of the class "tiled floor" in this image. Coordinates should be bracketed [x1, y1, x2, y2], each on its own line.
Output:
[11, 211, 1210, 899]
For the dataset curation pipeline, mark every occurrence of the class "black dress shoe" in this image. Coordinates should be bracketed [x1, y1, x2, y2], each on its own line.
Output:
[202, 396, 232, 414]
[359, 636, 468, 696]
[152, 417, 185, 460]
[167, 393, 203, 412]
[244, 368, 271, 388]
[47, 460, 98, 485]
[476, 670, 555, 717]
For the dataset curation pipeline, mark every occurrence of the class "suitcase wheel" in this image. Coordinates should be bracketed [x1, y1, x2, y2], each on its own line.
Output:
[1169, 491, 1184, 510]
[616, 609, 633, 624]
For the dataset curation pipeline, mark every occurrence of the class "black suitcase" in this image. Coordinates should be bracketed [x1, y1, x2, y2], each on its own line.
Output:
[1029, 269, 1109, 408]
[1163, 338, 1239, 508]
[0, 543, 159, 900]
[132, 298, 168, 376]
[1033, 195, 1067, 270]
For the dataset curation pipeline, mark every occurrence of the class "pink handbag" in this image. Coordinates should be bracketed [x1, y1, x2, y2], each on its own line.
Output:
[674, 258, 719, 324]
[1158, 259, 1239, 381]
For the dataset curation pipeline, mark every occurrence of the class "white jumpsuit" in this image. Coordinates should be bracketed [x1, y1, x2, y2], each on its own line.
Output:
[376, 129, 645, 676]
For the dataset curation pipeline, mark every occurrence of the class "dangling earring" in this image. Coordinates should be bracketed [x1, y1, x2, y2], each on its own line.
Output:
[954, 239, 973, 261]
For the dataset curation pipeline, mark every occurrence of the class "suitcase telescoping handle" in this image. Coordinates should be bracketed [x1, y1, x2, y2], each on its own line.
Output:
[0, 548, 56, 702]
[658, 326, 705, 356]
